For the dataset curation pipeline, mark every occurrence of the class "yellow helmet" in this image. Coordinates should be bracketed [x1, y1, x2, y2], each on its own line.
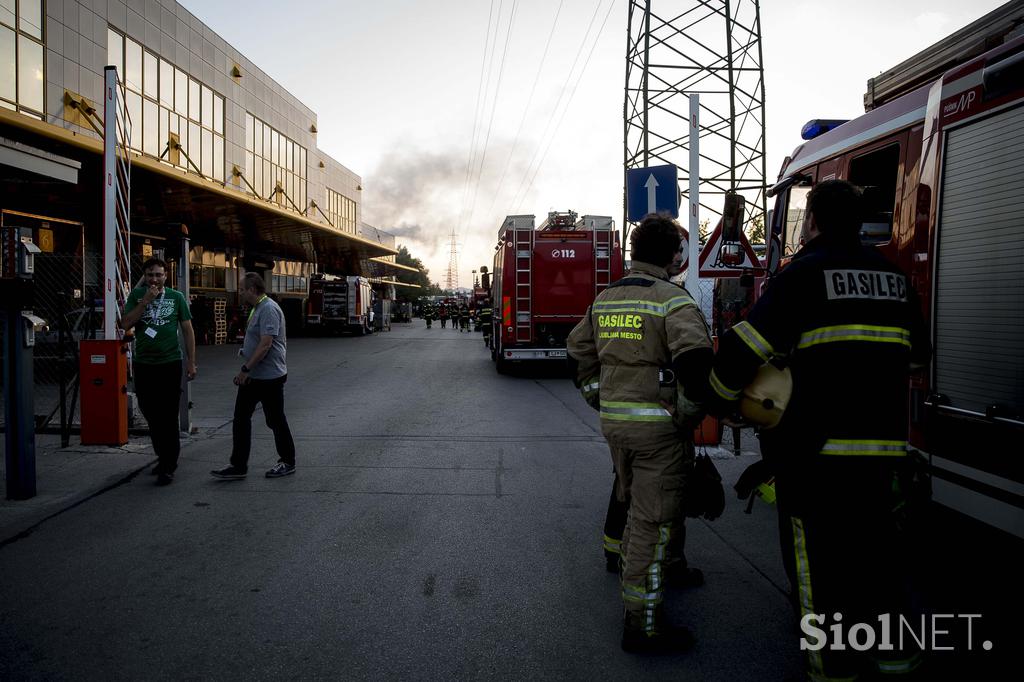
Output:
[739, 362, 792, 429]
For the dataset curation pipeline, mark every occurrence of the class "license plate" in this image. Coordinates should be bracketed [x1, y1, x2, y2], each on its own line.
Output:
[548, 350, 567, 358]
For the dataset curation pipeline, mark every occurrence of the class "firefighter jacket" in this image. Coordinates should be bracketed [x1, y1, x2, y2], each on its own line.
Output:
[710, 235, 929, 495]
[567, 261, 713, 448]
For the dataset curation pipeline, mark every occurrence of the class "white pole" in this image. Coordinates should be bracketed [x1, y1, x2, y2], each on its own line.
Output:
[102, 68, 118, 340]
[686, 93, 700, 295]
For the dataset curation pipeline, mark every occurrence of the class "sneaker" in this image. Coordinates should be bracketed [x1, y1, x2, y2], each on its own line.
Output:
[621, 624, 696, 655]
[155, 472, 174, 486]
[265, 462, 296, 478]
[210, 465, 247, 480]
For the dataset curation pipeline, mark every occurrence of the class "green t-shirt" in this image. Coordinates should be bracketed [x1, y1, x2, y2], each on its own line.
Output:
[124, 286, 192, 365]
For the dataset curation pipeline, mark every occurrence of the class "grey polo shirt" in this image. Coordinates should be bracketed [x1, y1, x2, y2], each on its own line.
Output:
[243, 296, 288, 379]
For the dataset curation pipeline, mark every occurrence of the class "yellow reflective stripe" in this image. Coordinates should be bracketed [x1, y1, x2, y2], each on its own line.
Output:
[581, 376, 600, 397]
[798, 324, 911, 349]
[603, 534, 621, 554]
[665, 295, 697, 313]
[792, 516, 826, 677]
[592, 294, 695, 318]
[600, 400, 672, 422]
[710, 369, 742, 401]
[820, 439, 908, 456]
[733, 321, 774, 362]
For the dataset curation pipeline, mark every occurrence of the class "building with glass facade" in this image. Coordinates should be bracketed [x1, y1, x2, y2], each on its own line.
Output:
[1, 0, 407, 343]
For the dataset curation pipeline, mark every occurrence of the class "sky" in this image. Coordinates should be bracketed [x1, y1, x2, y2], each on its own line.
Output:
[181, 0, 1009, 288]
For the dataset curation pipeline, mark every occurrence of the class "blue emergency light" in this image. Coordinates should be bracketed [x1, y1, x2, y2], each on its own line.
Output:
[800, 119, 849, 140]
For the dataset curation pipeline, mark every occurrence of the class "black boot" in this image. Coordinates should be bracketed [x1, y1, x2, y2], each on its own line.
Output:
[621, 611, 696, 655]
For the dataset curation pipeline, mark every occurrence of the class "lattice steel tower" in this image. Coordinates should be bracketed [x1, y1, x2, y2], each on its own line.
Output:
[445, 229, 458, 290]
[624, 1, 768, 244]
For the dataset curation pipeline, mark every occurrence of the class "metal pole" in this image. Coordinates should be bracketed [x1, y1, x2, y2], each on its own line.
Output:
[642, 0, 651, 167]
[725, 0, 737, 188]
[178, 225, 191, 436]
[687, 94, 700, 296]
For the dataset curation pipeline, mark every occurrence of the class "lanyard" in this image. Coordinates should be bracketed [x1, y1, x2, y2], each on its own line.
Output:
[248, 295, 268, 324]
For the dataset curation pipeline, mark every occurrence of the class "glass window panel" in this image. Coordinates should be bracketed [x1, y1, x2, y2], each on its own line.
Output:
[202, 267, 213, 288]
[143, 51, 157, 99]
[125, 39, 142, 93]
[159, 107, 169, 159]
[18, 0, 41, 40]
[143, 97, 158, 156]
[245, 151, 254, 185]
[176, 119, 186, 168]
[213, 95, 223, 134]
[188, 121, 200, 169]
[107, 29, 122, 74]
[214, 268, 225, 289]
[126, 91, 142, 150]
[16, 34, 42, 112]
[245, 112, 252, 152]
[201, 127, 212, 177]
[0, 26, 14, 103]
[299, 148, 306, 178]
[263, 159, 271, 198]
[251, 153, 259, 192]
[271, 130, 279, 165]
[286, 140, 293, 172]
[0, 0, 14, 29]
[201, 84, 211, 128]
[159, 60, 172, 107]
[174, 68, 186, 115]
[262, 123, 269, 159]
[213, 135, 223, 182]
[188, 78, 199, 121]
[169, 113, 178, 135]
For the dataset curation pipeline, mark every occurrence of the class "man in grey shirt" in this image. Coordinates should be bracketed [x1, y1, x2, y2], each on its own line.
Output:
[211, 272, 296, 479]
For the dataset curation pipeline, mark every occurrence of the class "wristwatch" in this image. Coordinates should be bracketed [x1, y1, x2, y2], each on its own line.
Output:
[240, 364, 250, 373]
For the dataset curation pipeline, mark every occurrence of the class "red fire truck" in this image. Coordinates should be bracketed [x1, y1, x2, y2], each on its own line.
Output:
[490, 211, 624, 373]
[766, 7, 1024, 538]
[306, 274, 374, 335]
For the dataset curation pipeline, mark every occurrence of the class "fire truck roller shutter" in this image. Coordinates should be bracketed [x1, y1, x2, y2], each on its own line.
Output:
[934, 103, 1024, 418]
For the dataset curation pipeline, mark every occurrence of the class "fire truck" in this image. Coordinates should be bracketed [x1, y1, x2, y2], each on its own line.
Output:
[490, 211, 624, 373]
[306, 274, 374, 335]
[766, 5, 1024, 538]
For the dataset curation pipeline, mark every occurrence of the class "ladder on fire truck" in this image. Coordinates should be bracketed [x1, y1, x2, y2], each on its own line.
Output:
[514, 229, 532, 343]
[594, 229, 613, 294]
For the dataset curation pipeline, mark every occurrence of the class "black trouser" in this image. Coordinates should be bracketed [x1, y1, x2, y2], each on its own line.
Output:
[133, 361, 183, 473]
[231, 375, 296, 468]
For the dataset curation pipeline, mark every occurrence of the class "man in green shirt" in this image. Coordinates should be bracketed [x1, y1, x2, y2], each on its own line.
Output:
[120, 257, 197, 486]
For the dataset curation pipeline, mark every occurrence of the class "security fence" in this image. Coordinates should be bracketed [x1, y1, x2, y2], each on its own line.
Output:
[0, 253, 102, 437]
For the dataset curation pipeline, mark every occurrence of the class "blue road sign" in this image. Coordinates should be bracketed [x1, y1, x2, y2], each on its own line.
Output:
[626, 164, 679, 221]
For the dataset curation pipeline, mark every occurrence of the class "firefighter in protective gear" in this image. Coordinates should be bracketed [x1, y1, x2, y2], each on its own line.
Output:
[478, 299, 493, 347]
[710, 180, 930, 680]
[567, 214, 713, 655]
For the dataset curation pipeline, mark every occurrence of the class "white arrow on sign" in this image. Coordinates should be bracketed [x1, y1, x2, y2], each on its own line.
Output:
[644, 174, 659, 215]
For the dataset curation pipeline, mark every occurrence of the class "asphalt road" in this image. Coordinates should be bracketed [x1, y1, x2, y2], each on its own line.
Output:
[0, 323, 803, 680]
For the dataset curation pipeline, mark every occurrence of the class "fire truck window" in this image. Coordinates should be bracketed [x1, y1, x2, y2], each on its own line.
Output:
[848, 143, 900, 245]
[784, 184, 811, 257]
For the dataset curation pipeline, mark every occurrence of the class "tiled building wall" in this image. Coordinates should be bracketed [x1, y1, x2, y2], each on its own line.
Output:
[37, 0, 361, 234]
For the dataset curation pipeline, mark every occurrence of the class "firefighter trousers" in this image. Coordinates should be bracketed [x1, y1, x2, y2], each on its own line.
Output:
[782, 478, 919, 680]
[603, 472, 688, 573]
[609, 439, 691, 634]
